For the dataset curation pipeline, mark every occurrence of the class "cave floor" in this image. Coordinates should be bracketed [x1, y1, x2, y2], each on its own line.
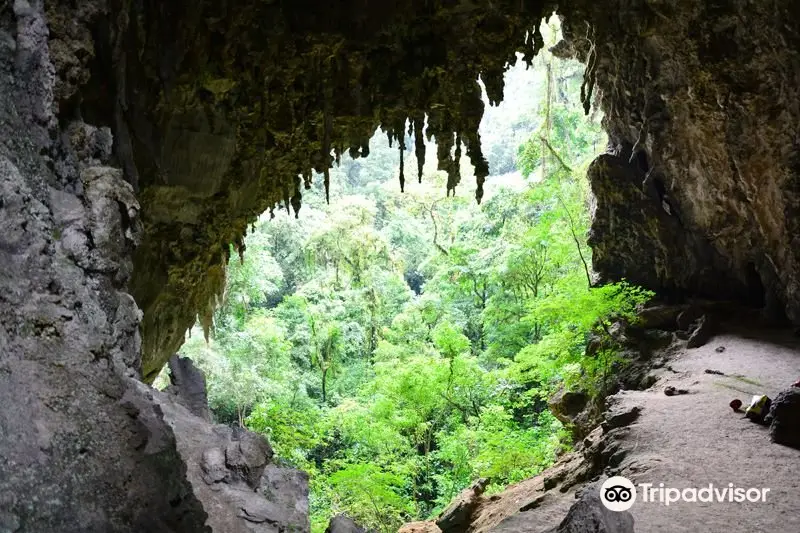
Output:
[614, 326, 800, 532]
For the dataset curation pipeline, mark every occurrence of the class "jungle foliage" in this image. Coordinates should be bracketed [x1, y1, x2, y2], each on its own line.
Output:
[167, 22, 651, 532]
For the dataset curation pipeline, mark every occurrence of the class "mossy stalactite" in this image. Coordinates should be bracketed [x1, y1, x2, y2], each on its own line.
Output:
[413, 115, 426, 183]
[76, 0, 561, 378]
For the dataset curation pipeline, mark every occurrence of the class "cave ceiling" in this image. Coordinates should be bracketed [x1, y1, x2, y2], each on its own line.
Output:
[47, 0, 800, 379]
[50, 0, 562, 379]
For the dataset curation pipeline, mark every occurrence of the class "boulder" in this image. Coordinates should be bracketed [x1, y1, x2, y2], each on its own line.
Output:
[768, 387, 800, 449]
[549, 486, 635, 533]
[326, 514, 371, 533]
[549, 386, 603, 440]
[686, 315, 714, 349]
[549, 388, 590, 421]
[602, 405, 641, 432]
[435, 478, 489, 533]
[676, 307, 704, 331]
[260, 464, 310, 530]
[635, 305, 686, 331]
[147, 382, 308, 533]
[225, 427, 274, 489]
[166, 355, 212, 421]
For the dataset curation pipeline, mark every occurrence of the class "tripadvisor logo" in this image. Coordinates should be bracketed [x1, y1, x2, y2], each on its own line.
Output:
[600, 476, 771, 511]
[601, 476, 637, 511]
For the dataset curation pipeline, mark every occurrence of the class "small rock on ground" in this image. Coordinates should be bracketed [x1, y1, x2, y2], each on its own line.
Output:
[768, 387, 800, 449]
[602, 406, 641, 431]
[687, 315, 714, 348]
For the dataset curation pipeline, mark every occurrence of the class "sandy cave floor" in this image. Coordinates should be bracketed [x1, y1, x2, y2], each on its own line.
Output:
[611, 325, 800, 533]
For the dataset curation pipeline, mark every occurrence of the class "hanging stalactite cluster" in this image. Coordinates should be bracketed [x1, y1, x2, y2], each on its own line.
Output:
[107, 0, 560, 378]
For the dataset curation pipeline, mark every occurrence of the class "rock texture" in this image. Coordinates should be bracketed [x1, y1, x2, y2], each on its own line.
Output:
[767, 387, 800, 449]
[326, 515, 371, 533]
[149, 383, 310, 533]
[165, 355, 213, 421]
[0, 2, 208, 530]
[5, 0, 800, 530]
[547, 486, 634, 533]
[1, 3, 310, 530]
[436, 479, 490, 533]
[565, 0, 800, 321]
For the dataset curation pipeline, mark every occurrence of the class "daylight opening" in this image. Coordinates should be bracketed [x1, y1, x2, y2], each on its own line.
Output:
[157, 18, 650, 532]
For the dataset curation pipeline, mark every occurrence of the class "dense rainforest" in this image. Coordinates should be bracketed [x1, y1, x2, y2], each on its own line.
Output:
[158, 22, 651, 532]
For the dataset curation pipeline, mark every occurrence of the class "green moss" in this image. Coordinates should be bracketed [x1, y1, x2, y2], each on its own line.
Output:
[125, 0, 563, 378]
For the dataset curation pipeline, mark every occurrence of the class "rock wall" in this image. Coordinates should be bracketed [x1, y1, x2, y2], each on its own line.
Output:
[1, 2, 309, 531]
[4, 0, 800, 529]
[148, 377, 310, 533]
[562, 0, 800, 321]
[0, 1, 208, 530]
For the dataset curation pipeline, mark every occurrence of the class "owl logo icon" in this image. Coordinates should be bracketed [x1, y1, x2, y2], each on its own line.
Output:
[600, 476, 637, 511]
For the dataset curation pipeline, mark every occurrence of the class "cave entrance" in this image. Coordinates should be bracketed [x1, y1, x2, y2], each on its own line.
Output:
[158, 17, 612, 532]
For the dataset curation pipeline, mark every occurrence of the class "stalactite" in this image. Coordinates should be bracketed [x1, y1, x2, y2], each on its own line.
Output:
[446, 132, 463, 195]
[580, 25, 598, 115]
[292, 175, 302, 217]
[131, 0, 566, 376]
[200, 308, 213, 343]
[324, 167, 331, 204]
[232, 236, 246, 265]
[399, 142, 405, 192]
[413, 115, 426, 183]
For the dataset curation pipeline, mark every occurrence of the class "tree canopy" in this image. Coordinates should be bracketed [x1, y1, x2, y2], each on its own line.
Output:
[162, 19, 651, 533]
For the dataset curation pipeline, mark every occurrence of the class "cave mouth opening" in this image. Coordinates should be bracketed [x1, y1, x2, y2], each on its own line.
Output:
[157, 18, 619, 531]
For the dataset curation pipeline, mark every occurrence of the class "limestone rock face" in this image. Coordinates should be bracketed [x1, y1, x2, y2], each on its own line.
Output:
[0, 2, 208, 530]
[260, 464, 311, 530]
[548, 388, 596, 440]
[149, 383, 310, 533]
[436, 478, 489, 533]
[165, 355, 213, 421]
[564, 0, 800, 320]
